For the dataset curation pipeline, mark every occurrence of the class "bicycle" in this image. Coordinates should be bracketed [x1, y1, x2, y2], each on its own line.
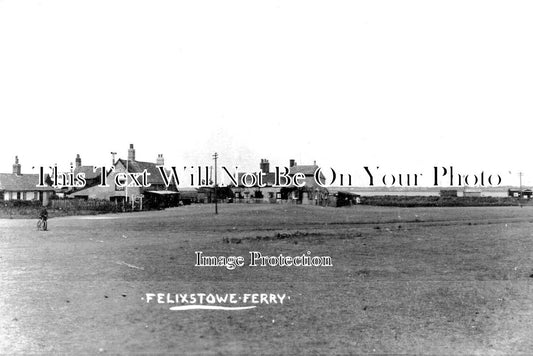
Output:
[37, 218, 47, 231]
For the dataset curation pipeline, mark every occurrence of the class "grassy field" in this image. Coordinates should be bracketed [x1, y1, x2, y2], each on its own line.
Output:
[1, 204, 533, 354]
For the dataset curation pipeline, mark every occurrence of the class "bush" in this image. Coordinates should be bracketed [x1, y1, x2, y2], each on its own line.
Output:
[359, 195, 520, 207]
[0, 200, 43, 217]
[1, 200, 43, 208]
[50, 199, 122, 214]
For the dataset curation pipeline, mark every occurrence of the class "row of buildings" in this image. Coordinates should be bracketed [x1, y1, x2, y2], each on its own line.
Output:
[0, 144, 359, 208]
[65, 145, 357, 207]
[67, 145, 179, 208]
[2, 144, 530, 208]
[0, 156, 55, 205]
[0, 145, 179, 209]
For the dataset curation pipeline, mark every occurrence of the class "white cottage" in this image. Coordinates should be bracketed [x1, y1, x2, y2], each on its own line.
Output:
[0, 156, 54, 206]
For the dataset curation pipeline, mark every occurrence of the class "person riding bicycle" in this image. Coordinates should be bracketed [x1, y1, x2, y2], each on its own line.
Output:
[39, 207, 48, 230]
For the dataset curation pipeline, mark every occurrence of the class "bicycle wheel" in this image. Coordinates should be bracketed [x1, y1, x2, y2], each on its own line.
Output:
[37, 219, 42, 231]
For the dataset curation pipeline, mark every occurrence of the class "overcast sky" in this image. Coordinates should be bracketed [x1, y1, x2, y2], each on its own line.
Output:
[1, 1, 532, 186]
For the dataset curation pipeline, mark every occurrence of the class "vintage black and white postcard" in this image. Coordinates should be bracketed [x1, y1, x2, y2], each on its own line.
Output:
[1, 1, 532, 354]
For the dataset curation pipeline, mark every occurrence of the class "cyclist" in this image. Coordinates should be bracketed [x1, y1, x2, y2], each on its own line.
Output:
[39, 207, 48, 231]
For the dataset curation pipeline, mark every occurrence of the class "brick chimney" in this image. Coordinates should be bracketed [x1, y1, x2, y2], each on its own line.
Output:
[128, 144, 135, 161]
[260, 159, 270, 173]
[156, 154, 164, 166]
[12, 156, 21, 175]
[75, 154, 82, 168]
[289, 159, 296, 168]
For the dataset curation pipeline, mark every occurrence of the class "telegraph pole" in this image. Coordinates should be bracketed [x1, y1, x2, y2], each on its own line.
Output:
[519, 172, 524, 199]
[213, 152, 218, 214]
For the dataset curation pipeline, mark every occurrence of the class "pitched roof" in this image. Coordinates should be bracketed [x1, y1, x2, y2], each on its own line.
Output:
[116, 159, 168, 186]
[236, 172, 277, 187]
[0, 173, 54, 191]
[289, 165, 319, 176]
[73, 166, 101, 180]
[233, 167, 326, 187]
[289, 165, 325, 182]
